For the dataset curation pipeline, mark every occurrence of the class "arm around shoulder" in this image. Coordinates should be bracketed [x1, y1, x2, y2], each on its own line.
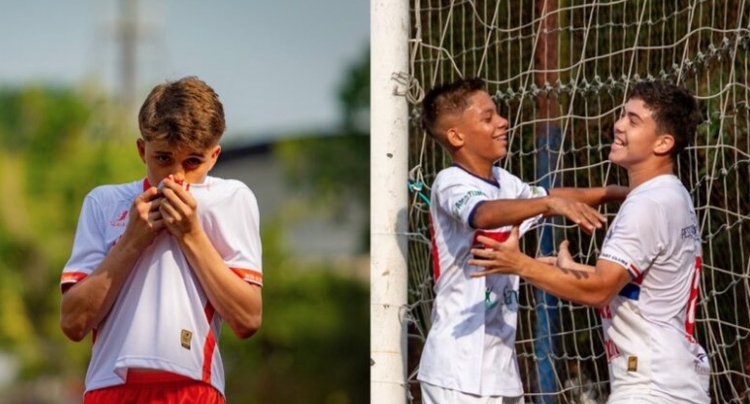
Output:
[550, 185, 629, 206]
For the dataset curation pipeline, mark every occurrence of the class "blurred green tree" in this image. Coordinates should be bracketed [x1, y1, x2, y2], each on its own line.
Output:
[275, 48, 370, 253]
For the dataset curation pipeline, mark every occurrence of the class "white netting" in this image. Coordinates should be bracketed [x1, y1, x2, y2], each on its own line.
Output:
[405, 1, 750, 403]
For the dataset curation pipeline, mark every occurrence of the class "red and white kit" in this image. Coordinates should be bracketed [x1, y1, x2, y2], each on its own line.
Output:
[599, 174, 710, 403]
[60, 176, 262, 395]
[418, 164, 546, 397]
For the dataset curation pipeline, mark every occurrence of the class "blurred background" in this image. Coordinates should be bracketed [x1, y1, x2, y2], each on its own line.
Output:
[0, 0, 370, 403]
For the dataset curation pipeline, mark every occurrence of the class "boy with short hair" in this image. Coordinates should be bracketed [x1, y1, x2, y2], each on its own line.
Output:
[470, 80, 710, 403]
[417, 77, 628, 403]
[60, 76, 262, 404]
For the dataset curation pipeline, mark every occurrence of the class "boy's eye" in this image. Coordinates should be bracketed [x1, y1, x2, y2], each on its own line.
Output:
[156, 155, 171, 163]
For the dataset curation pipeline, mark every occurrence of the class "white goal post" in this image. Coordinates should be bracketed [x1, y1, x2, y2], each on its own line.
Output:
[372, 1, 750, 403]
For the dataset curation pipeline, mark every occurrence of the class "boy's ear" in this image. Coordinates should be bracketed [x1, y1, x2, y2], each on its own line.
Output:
[446, 127, 464, 147]
[654, 133, 675, 156]
[136, 138, 147, 163]
[207, 145, 222, 170]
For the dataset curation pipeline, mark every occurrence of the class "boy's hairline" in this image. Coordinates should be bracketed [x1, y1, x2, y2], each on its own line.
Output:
[139, 135, 221, 151]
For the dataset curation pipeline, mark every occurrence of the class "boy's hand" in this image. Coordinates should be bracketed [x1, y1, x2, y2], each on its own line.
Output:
[547, 196, 606, 234]
[159, 176, 201, 238]
[469, 226, 524, 277]
[552, 240, 577, 270]
[123, 187, 165, 250]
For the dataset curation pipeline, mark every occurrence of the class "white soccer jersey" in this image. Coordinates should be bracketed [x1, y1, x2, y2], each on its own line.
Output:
[60, 176, 262, 395]
[598, 174, 710, 403]
[417, 164, 546, 397]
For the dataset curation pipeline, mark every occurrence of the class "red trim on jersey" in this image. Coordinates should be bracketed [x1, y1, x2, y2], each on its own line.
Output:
[628, 263, 642, 279]
[143, 178, 152, 191]
[429, 216, 441, 281]
[60, 272, 88, 289]
[230, 267, 263, 286]
[473, 230, 511, 245]
[202, 303, 217, 384]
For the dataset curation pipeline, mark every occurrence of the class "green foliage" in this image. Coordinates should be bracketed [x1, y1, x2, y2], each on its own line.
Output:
[0, 86, 144, 385]
[275, 133, 369, 215]
[217, 224, 369, 404]
[275, 47, 370, 251]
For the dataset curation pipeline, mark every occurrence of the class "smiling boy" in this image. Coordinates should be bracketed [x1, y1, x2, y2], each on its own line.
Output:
[470, 80, 710, 403]
[60, 76, 262, 404]
[417, 77, 628, 403]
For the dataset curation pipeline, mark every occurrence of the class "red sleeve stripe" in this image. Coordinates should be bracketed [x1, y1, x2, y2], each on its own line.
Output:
[60, 272, 88, 284]
[230, 268, 263, 286]
[628, 264, 642, 279]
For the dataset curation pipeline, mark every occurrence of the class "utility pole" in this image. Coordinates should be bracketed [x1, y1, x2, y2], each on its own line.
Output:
[118, 0, 138, 111]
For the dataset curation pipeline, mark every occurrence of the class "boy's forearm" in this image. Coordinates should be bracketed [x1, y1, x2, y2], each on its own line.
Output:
[550, 185, 628, 206]
[60, 239, 143, 341]
[516, 254, 611, 308]
[178, 231, 262, 339]
[472, 197, 551, 229]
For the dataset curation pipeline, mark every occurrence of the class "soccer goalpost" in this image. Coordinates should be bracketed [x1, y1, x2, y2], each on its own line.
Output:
[371, 1, 750, 403]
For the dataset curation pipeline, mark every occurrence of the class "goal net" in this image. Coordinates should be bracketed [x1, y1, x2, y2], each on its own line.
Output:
[404, 1, 750, 403]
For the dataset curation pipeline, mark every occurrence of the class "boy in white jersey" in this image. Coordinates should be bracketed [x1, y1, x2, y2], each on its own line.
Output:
[59, 76, 262, 404]
[417, 77, 628, 403]
[470, 80, 710, 403]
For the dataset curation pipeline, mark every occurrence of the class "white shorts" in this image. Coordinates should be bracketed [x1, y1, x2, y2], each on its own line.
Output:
[420, 381, 523, 404]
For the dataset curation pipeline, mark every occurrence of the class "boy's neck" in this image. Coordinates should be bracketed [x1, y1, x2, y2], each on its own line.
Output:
[453, 158, 496, 181]
[626, 160, 674, 189]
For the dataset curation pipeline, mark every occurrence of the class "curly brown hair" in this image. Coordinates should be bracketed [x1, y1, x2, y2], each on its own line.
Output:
[628, 80, 702, 160]
[138, 76, 226, 150]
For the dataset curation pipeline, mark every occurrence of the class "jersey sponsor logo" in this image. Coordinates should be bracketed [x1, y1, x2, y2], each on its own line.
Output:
[600, 252, 628, 269]
[109, 209, 129, 227]
[681, 224, 700, 241]
[181, 329, 193, 350]
[627, 355, 638, 371]
[695, 352, 710, 375]
[484, 285, 519, 311]
[452, 190, 486, 219]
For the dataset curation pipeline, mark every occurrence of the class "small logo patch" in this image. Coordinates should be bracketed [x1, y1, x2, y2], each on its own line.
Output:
[109, 210, 128, 227]
[627, 356, 638, 371]
[181, 329, 192, 350]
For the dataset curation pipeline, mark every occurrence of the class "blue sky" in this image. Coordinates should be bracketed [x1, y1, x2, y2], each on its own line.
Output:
[0, 0, 370, 142]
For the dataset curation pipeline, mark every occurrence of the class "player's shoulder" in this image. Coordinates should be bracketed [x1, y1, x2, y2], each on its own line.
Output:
[628, 175, 687, 204]
[491, 165, 523, 183]
[85, 180, 143, 204]
[434, 165, 464, 182]
[193, 176, 258, 203]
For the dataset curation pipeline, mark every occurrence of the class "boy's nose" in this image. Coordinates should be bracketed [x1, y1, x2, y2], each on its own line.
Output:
[171, 172, 186, 184]
[497, 116, 508, 128]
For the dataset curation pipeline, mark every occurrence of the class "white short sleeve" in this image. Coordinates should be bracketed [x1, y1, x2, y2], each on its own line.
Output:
[61, 193, 110, 287]
[202, 183, 263, 286]
[600, 197, 665, 278]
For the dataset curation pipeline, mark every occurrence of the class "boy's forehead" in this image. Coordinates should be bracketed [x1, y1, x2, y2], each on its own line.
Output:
[466, 91, 496, 112]
[144, 138, 211, 155]
[624, 98, 654, 117]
